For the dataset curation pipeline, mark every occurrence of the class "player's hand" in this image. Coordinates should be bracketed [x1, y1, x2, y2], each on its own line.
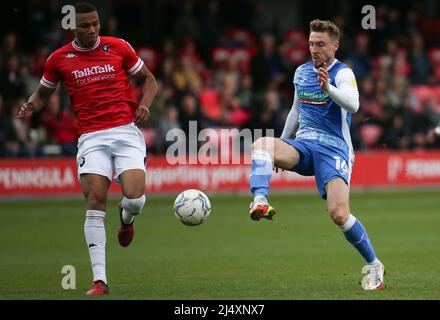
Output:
[135, 105, 150, 126]
[317, 62, 329, 91]
[17, 101, 36, 118]
[274, 165, 284, 173]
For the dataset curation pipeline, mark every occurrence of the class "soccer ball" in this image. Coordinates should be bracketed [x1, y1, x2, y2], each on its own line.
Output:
[173, 189, 211, 226]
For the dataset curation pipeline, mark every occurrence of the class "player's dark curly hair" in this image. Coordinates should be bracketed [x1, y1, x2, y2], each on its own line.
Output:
[310, 19, 340, 41]
[74, 2, 97, 14]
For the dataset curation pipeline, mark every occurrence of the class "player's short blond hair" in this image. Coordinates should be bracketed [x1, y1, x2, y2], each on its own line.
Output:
[309, 19, 340, 41]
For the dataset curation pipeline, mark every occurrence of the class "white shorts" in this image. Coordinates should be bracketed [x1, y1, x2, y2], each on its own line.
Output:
[76, 122, 147, 182]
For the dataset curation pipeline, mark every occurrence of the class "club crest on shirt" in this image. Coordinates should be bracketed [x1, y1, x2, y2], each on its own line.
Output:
[101, 45, 110, 53]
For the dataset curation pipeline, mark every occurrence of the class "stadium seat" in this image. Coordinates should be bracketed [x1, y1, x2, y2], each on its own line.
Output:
[211, 47, 231, 67]
[230, 48, 254, 73]
[136, 47, 159, 74]
[283, 29, 308, 48]
[420, 18, 440, 40]
[141, 128, 157, 149]
[227, 28, 256, 48]
[283, 47, 308, 66]
[411, 85, 440, 113]
[428, 47, 440, 78]
[199, 88, 222, 121]
[360, 124, 383, 148]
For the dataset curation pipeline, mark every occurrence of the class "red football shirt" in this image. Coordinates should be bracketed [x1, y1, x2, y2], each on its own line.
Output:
[40, 36, 144, 134]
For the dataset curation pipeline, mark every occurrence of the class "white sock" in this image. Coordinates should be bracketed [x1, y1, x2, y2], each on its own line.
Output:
[122, 211, 134, 225]
[367, 258, 381, 266]
[121, 195, 145, 225]
[254, 194, 268, 205]
[84, 210, 107, 284]
[339, 214, 356, 232]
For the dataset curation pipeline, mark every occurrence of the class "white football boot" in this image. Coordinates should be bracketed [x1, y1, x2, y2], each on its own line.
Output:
[361, 260, 385, 291]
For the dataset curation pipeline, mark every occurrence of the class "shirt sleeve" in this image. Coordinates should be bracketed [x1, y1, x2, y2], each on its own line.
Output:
[40, 53, 60, 89]
[327, 67, 359, 113]
[281, 87, 300, 139]
[119, 38, 144, 76]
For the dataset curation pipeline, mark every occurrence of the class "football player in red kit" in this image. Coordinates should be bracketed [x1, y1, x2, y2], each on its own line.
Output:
[17, 2, 158, 295]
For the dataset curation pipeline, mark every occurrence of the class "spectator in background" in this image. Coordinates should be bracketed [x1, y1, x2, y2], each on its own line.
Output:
[251, 33, 286, 92]
[236, 73, 253, 110]
[199, 69, 222, 124]
[161, 37, 177, 61]
[0, 54, 25, 104]
[252, 86, 284, 136]
[386, 75, 410, 111]
[219, 73, 251, 129]
[346, 33, 372, 80]
[178, 94, 204, 139]
[40, 92, 78, 156]
[173, 1, 201, 46]
[215, 56, 240, 96]
[250, 2, 279, 38]
[0, 32, 19, 67]
[20, 62, 39, 97]
[103, 16, 122, 38]
[0, 101, 22, 157]
[158, 57, 176, 89]
[147, 80, 172, 131]
[408, 33, 434, 84]
[382, 114, 410, 149]
[30, 45, 50, 77]
[350, 111, 365, 150]
[172, 54, 203, 96]
[157, 104, 181, 153]
[332, 15, 348, 58]
[402, 9, 422, 45]
[199, 0, 225, 64]
[374, 4, 389, 34]
[43, 19, 67, 52]
[421, 96, 440, 130]
[55, 108, 78, 156]
[0, 95, 10, 156]
[375, 38, 400, 80]
[384, 8, 403, 44]
[4, 99, 41, 157]
[358, 76, 383, 123]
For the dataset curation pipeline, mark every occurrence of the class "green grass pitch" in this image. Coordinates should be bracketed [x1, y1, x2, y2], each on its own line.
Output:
[0, 189, 439, 300]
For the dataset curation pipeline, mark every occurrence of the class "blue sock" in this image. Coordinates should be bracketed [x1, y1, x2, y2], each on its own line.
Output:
[249, 149, 273, 198]
[340, 215, 376, 264]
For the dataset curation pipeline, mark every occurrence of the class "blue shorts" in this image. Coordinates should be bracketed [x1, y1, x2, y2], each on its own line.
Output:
[280, 138, 352, 199]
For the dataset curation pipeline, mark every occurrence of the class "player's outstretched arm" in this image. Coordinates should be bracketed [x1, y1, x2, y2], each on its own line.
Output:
[132, 64, 158, 125]
[17, 84, 55, 118]
[280, 90, 300, 140]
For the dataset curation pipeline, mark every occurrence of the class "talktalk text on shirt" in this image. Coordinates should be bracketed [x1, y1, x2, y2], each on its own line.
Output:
[71, 64, 115, 78]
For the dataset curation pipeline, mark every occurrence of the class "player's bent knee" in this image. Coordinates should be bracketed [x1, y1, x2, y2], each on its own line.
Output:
[252, 137, 264, 150]
[122, 194, 146, 215]
[329, 206, 349, 226]
[252, 137, 276, 154]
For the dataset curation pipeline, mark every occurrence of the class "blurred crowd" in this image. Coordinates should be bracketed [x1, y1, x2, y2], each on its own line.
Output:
[1, 0, 440, 158]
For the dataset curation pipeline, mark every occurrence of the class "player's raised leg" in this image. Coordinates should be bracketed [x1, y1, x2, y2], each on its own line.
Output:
[325, 178, 385, 290]
[117, 169, 146, 247]
[80, 173, 111, 295]
[249, 137, 300, 220]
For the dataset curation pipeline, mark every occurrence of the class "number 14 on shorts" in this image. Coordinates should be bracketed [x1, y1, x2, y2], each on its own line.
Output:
[333, 155, 348, 174]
